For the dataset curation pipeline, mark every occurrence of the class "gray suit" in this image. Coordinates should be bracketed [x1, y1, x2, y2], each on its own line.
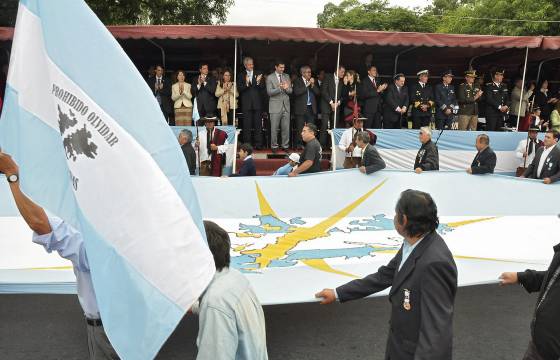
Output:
[362, 144, 386, 174]
[337, 231, 457, 360]
[266, 72, 292, 149]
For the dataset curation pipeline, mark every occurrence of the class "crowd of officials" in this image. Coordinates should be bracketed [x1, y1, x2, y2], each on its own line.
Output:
[144, 58, 560, 153]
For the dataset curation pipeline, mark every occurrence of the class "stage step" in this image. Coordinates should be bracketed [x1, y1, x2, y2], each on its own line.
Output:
[235, 158, 331, 176]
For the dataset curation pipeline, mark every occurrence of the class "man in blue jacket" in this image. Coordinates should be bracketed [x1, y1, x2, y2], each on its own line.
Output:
[230, 143, 256, 177]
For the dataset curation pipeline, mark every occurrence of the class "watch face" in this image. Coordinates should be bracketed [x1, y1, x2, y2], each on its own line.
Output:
[8, 174, 18, 183]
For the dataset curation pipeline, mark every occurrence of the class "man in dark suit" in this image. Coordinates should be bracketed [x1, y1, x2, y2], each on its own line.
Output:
[410, 70, 434, 129]
[521, 130, 560, 184]
[293, 65, 320, 149]
[484, 69, 510, 131]
[359, 65, 387, 129]
[191, 63, 217, 118]
[316, 190, 458, 360]
[320, 66, 346, 147]
[414, 127, 439, 173]
[500, 239, 560, 360]
[237, 57, 265, 149]
[148, 65, 172, 124]
[467, 133, 496, 175]
[355, 131, 385, 174]
[178, 129, 196, 175]
[230, 143, 256, 177]
[434, 70, 458, 130]
[383, 73, 409, 129]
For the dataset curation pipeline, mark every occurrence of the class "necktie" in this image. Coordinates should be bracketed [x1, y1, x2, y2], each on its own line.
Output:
[397, 86, 401, 94]
[278, 74, 282, 84]
[528, 140, 535, 156]
[372, 78, 376, 88]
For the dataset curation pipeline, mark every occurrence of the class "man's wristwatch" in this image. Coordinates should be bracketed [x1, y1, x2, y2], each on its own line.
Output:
[7, 173, 19, 183]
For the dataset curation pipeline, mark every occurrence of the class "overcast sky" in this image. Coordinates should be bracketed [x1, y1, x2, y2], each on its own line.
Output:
[226, 0, 431, 27]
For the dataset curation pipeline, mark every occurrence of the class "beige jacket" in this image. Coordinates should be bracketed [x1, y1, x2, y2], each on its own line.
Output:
[215, 82, 238, 110]
[172, 82, 193, 109]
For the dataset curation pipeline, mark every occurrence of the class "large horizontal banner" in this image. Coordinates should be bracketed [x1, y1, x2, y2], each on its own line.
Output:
[2, 170, 559, 304]
[331, 129, 540, 174]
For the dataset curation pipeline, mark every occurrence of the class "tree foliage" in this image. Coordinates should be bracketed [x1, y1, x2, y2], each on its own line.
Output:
[317, 0, 560, 36]
[0, 0, 235, 27]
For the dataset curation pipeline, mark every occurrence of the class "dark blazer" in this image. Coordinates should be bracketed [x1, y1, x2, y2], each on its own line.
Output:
[320, 74, 344, 115]
[518, 243, 560, 360]
[362, 144, 386, 174]
[484, 82, 510, 118]
[337, 231, 458, 360]
[470, 146, 497, 174]
[409, 82, 434, 117]
[237, 70, 264, 110]
[181, 143, 196, 175]
[434, 83, 457, 120]
[293, 77, 320, 115]
[359, 76, 382, 114]
[414, 140, 439, 171]
[457, 82, 480, 116]
[231, 157, 256, 177]
[191, 75, 217, 116]
[383, 84, 409, 125]
[148, 76, 172, 115]
[523, 145, 560, 182]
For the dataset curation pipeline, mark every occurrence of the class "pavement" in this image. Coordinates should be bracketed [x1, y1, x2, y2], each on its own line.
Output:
[0, 283, 537, 359]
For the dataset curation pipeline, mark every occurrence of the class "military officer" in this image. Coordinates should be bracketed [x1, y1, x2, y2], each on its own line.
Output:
[409, 70, 434, 129]
[484, 69, 510, 131]
[457, 69, 483, 131]
[434, 70, 458, 130]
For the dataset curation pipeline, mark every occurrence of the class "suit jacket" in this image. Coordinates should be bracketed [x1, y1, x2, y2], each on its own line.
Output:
[231, 157, 256, 177]
[266, 72, 292, 113]
[383, 84, 409, 124]
[470, 146, 497, 174]
[518, 243, 560, 360]
[457, 82, 480, 116]
[337, 231, 458, 360]
[181, 143, 196, 175]
[359, 76, 382, 114]
[414, 140, 439, 171]
[191, 75, 217, 115]
[171, 82, 193, 109]
[293, 77, 320, 115]
[523, 145, 560, 182]
[410, 82, 434, 117]
[320, 74, 344, 115]
[148, 76, 172, 114]
[237, 70, 265, 111]
[484, 82, 510, 118]
[362, 144, 386, 174]
[434, 83, 457, 120]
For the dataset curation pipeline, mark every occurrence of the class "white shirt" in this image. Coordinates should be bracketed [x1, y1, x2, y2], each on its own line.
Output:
[198, 127, 228, 162]
[537, 145, 555, 178]
[516, 138, 539, 167]
[338, 127, 364, 157]
[398, 235, 426, 271]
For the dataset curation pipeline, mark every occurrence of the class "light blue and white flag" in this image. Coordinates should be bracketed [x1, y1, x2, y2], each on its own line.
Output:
[0, 1, 215, 359]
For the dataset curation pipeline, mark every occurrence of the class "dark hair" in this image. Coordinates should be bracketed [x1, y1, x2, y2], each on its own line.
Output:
[304, 123, 318, 134]
[477, 133, 490, 145]
[394, 73, 405, 81]
[274, 59, 285, 67]
[547, 130, 560, 141]
[367, 64, 377, 71]
[240, 143, 253, 155]
[395, 190, 439, 237]
[203, 220, 231, 271]
[199, 62, 209, 70]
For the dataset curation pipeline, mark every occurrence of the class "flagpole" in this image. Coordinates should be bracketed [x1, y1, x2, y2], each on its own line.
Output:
[516, 46, 529, 131]
[233, 38, 238, 126]
[333, 42, 341, 130]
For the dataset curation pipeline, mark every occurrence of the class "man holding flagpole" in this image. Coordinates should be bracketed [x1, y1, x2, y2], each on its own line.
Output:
[0, 151, 118, 359]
